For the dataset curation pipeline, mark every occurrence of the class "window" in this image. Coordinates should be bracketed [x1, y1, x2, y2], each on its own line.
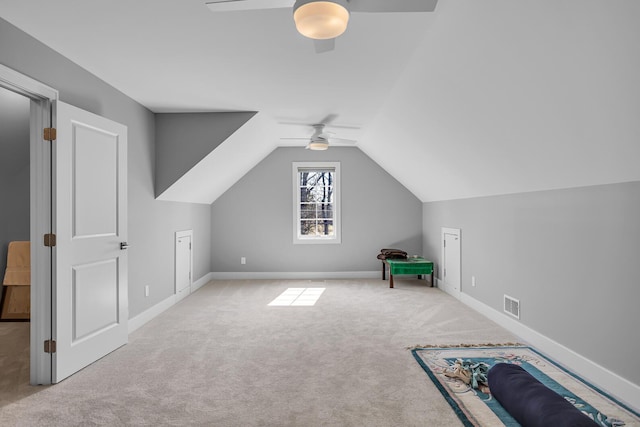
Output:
[293, 162, 341, 244]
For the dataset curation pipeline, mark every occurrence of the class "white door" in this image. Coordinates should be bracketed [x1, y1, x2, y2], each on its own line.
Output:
[442, 228, 461, 298]
[175, 230, 192, 302]
[54, 101, 128, 382]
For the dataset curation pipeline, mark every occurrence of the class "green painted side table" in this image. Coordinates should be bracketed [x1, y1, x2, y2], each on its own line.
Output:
[384, 257, 434, 288]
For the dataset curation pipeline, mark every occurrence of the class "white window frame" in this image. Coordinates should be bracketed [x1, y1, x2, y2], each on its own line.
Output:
[292, 162, 341, 245]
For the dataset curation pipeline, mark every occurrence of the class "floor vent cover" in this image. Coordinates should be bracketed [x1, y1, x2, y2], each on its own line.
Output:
[504, 294, 520, 319]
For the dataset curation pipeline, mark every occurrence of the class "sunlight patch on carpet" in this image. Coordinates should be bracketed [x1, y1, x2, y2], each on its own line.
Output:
[268, 288, 325, 306]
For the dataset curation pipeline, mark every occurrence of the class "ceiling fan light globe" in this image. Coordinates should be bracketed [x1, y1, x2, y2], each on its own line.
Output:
[293, 1, 349, 40]
[307, 140, 329, 150]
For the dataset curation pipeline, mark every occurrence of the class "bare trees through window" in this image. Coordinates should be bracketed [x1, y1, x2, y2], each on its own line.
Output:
[293, 162, 340, 244]
[298, 169, 334, 237]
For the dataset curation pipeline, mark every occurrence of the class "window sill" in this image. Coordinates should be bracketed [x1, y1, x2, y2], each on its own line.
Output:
[293, 237, 342, 245]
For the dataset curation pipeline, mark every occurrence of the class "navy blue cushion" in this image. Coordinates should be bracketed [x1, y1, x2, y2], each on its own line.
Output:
[488, 363, 598, 427]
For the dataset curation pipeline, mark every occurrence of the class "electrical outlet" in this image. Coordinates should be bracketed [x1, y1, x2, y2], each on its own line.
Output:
[241, 257, 246, 265]
[145, 285, 150, 297]
[471, 276, 476, 287]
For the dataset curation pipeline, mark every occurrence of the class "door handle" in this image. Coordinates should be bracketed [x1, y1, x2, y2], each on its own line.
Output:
[120, 242, 130, 250]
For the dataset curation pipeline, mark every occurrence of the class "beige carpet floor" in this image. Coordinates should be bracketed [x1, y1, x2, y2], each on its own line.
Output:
[0, 279, 517, 426]
[0, 320, 31, 405]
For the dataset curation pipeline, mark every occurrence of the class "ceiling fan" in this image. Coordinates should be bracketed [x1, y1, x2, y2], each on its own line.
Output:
[205, 0, 438, 53]
[280, 120, 358, 150]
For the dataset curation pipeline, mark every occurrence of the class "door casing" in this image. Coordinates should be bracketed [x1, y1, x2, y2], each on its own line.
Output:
[0, 63, 58, 385]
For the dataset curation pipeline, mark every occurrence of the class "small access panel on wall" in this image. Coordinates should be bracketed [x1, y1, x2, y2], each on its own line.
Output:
[441, 227, 461, 298]
[175, 230, 193, 302]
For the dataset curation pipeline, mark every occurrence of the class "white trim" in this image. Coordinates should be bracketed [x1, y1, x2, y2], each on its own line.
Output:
[210, 271, 379, 280]
[435, 277, 453, 295]
[292, 161, 341, 244]
[192, 272, 213, 292]
[0, 63, 58, 101]
[459, 292, 640, 412]
[30, 97, 52, 385]
[128, 273, 213, 334]
[1, 63, 58, 386]
[128, 295, 176, 334]
[175, 287, 190, 303]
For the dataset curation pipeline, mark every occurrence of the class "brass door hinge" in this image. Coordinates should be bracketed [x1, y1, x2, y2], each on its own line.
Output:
[44, 127, 57, 141]
[44, 339, 56, 354]
[44, 233, 56, 247]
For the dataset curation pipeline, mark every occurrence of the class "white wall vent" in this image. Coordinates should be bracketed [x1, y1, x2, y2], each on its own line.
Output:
[504, 294, 520, 319]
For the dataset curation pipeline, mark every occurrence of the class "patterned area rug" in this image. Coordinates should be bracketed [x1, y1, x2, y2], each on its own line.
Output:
[411, 345, 640, 427]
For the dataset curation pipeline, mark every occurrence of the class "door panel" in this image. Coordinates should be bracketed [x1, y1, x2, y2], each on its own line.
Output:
[72, 125, 119, 237]
[54, 101, 128, 382]
[72, 259, 119, 341]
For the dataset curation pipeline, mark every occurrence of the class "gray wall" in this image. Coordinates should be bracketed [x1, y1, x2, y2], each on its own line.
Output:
[0, 86, 30, 276]
[155, 112, 256, 197]
[1, 18, 212, 317]
[211, 147, 422, 273]
[422, 181, 640, 386]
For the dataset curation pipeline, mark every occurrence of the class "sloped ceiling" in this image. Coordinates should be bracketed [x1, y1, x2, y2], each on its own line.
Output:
[156, 112, 280, 204]
[1, 1, 638, 204]
[361, 0, 640, 202]
[155, 111, 257, 198]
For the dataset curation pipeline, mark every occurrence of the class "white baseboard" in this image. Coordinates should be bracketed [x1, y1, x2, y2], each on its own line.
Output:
[458, 291, 640, 412]
[128, 294, 176, 334]
[128, 273, 214, 334]
[175, 287, 190, 303]
[210, 271, 380, 280]
[192, 272, 213, 292]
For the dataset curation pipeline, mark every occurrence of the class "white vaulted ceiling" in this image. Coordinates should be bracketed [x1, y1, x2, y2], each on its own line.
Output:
[1, 0, 639, 203]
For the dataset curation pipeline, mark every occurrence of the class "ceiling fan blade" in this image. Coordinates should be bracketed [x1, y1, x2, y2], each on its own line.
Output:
[205, 0, 293, 12]
[326, 123, 361, 130]
[348, 0, 438, 13]
[280, 137, 311, 141]
[314, 38, 335, 54]
[319, 114, 339, 125]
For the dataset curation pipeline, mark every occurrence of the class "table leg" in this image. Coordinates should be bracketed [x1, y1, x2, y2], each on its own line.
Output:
[430, 271, 434, 287]
[390, 274, 394, 288]
[382, 261, 386, 280]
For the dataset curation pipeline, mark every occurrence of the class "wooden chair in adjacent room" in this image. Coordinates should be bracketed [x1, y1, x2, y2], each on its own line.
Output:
[1, 241, 31, 321]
